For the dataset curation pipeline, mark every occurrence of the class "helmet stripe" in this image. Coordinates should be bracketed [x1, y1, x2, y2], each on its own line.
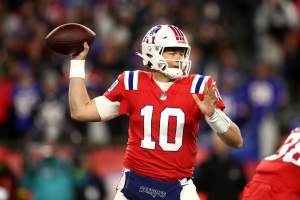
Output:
[168, 25, 186, 43]
[168, 25, 180, 41]
[173, 26, 186, 42]
[172, 25, 181, 38]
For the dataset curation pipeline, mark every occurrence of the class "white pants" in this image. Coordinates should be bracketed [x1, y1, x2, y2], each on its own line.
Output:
[113, 169, 200, 200]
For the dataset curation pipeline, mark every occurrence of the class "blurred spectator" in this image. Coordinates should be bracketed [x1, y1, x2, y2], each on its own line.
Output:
[0, 163, 16, 200]
[218, 46, 243, 86]
[216, 48, 252, 165]
[77, 172, 107, 200]
[282, 27, 300, 103]
[0, 67, 13, 138]
[12, 64, 41, 137]
[232, 63, 287, 162]
[22, 145, 76, 200]
[255, 0, 299, 66]
[194, 134, 246, 200]
[74, 154, 107, 200]
[196, 1, 225, 63]
[255, 0, 298, 42]
[0, 161, 26, 200]
[34, 69, 66, 142]
[218, 65, 249, 128]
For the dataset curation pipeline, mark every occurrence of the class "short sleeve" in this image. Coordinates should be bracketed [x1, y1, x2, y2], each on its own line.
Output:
[103, 72, 129, 115]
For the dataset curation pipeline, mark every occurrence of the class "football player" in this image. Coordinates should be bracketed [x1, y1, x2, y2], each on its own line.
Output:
[242, 127, 300, 200]
[68, 25, 243, 200]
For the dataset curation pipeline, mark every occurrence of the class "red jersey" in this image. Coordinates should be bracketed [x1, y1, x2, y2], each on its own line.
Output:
[254, 127, 300, 193]
[104, 70, 224, 180]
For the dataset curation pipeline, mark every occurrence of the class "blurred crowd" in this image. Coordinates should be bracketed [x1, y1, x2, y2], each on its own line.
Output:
[1, 0, 300, 199]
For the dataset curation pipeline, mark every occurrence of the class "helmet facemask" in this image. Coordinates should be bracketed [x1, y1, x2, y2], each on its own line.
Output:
[156, 46, 191, 80]
[137, 25, 192, 80]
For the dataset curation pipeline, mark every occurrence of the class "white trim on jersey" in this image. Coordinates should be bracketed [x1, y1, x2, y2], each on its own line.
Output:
[199, 76, 209, 93]
[124, 71, 129, 90]
[190, 74, 209, 94]
[133, 70, 138, 90]
[95, 96, 120, 121]
[190, 74, 200, 93]
[124, 71, 139, 90]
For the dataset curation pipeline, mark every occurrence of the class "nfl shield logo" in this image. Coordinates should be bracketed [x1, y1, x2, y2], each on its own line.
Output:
[160, 94, 167, 101]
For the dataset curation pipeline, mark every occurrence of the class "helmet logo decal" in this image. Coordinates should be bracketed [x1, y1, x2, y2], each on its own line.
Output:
[148, 25, 161, 44]
[168, 25, 186, 44]
[149, 25, 161, 36]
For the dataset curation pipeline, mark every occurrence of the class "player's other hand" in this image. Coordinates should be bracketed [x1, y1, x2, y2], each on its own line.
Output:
[192, 81, 217, 117]
[71, 42, 89, 60]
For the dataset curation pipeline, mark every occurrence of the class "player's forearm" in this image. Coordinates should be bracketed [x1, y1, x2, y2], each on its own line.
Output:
[68, 59, 97, 121]
[218, 122, 243, 149]
[205, 109, 243, 148]
[69, 77, 91, 120]
[68, 59, 102, 121]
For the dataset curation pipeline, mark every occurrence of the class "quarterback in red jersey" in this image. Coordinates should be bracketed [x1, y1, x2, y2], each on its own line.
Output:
[68, 25, 243, 200]
[242, 127, 300, 200]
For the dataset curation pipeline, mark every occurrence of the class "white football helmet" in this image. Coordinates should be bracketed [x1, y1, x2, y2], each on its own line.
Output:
[137, 25, 191, 79]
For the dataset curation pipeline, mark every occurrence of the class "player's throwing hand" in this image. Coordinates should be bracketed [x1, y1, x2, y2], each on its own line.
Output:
[71, 42, 89, 60]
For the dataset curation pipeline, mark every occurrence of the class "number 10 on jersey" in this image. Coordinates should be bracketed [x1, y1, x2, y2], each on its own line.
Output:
[140, 105, 185, 151]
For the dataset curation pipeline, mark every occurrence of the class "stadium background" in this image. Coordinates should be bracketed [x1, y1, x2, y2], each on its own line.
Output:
[0, 0, 300, 199]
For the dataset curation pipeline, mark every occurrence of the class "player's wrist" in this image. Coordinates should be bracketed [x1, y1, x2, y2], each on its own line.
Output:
[70, 59, 85, 79]
[205, 109, 215, 117]
[205, 109, 231, 134]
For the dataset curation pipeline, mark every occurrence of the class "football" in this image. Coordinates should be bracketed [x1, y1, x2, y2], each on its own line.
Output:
[45, 23, 96, 55]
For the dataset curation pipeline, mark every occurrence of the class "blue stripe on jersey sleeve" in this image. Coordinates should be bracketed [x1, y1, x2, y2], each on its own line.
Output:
[128, 71, 134, 90]
[195, 76, 204, 93]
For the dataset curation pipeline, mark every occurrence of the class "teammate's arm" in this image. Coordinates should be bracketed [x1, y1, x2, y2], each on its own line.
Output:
[69, 42, 119, 122]
[193, 82, 243, 149]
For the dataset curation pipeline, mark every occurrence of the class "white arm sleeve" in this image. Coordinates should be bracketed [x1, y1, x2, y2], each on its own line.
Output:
[95, 96, 120, 121]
